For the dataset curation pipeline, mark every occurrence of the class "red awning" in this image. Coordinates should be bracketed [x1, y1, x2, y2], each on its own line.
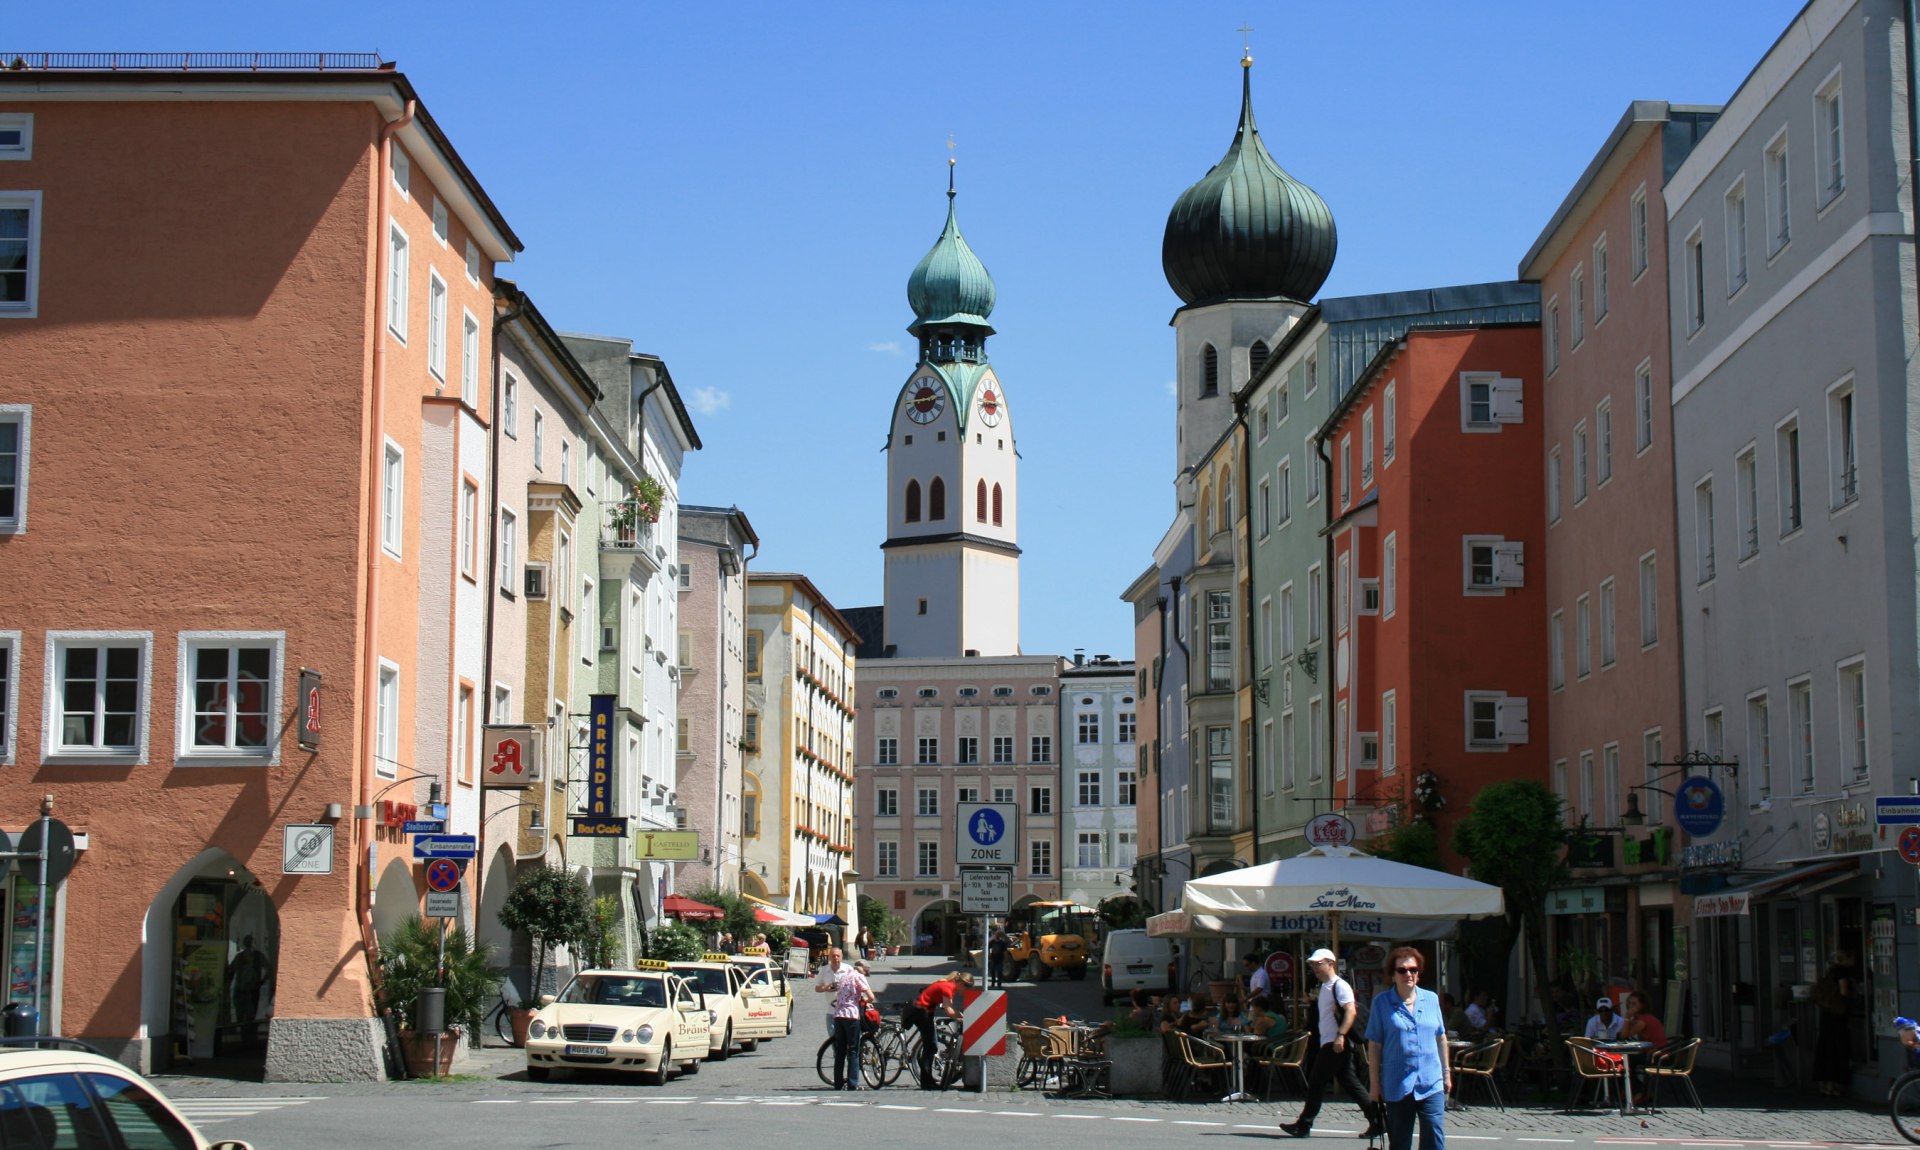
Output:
[663, 894, 725, 920]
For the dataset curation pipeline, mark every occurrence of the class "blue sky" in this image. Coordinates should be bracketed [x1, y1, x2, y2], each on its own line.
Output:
[20, 2, 1804, 658]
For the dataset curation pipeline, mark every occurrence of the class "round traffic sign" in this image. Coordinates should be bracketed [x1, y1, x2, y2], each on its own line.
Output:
[18, 819, 74, 887]
[1900, 827, 1920, 866]
[967, 808, 1006, 846]
[425, 857, 461, 893]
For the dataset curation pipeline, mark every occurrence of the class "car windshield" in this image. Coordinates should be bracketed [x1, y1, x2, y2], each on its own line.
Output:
[559, 975, 667, 1008]
[674, 967, 732, 996]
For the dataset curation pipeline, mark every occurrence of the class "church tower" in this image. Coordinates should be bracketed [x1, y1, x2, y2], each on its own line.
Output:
[1162, 50, 1337, 478]
[882, 173, 1020, 658]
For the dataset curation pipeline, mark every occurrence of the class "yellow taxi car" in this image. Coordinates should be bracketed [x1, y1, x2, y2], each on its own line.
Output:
[727, 947, 794, 1040]
[524, 961, 713, 1085]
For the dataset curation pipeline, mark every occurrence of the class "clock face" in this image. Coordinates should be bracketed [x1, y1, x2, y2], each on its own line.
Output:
[906, 381, 946, 424]
[976, 383, 1002, 427]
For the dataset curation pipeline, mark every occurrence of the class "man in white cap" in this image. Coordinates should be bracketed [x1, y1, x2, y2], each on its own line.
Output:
[1283, 948, 1385, 1139]
[1584, 995, 1624, 1041]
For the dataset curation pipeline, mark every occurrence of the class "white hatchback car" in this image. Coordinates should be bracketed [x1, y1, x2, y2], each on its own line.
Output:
[0, 1036, 252, 1149]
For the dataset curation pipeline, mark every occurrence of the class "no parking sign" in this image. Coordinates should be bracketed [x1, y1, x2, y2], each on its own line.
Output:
[1899, 826, 1920, 866]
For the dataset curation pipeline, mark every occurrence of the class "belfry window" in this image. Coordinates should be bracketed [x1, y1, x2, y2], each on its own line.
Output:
[976, 479, 987, 522]
[992, 483, 1003, 526]
[1249, 340, 1270, 379]
[929, 476, 946, 521]
[1202, 345, 1219, 396]
[905, 480, 922, 523]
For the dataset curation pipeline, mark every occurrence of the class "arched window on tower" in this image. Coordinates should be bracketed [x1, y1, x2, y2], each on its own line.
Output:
[1202, 344, 1219, 396]
[905, 479, 922, 523]
[930, 477, 947, 521]
[1219, 466, 1233, 531]
[976, 479, 988, 523]
[1198, 483, 1212, 540]
[992, 483, 1003, 526]
[1250, 340, 1270, 379]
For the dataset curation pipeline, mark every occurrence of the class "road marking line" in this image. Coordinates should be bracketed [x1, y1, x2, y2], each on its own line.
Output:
[645, 1100, 693, 1105]
[1111, 1117, 1162, 1123]
[1237, 1124, 1275, 1130]
[877, 1104, 923, 1110]
[1053, 1115, 1102, 1120]
[823, 1102, 862, 1107]
[588, 1100, 640, 1104]
[527, 1100, 579, 1104]
[1452, 1137, 1504, 1142]
[472, 1100, 518, 1105]
[936, 1108, 980, 1113]
[992, 1111, 1041, 1117]
[1175, 1120, 1225, 1126]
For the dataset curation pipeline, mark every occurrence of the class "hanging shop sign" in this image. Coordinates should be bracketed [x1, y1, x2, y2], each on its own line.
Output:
[1673, 776, 1725, 837]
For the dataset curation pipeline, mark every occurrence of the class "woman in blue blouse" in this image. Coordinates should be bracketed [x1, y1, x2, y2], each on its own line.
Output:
[1365, 947, 1451, 1150]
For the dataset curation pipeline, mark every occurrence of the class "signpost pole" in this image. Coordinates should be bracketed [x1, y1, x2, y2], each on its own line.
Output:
[32, 797, 49, 1036]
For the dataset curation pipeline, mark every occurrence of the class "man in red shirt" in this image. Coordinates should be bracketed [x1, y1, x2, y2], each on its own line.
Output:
[902, 971, 973, 1089]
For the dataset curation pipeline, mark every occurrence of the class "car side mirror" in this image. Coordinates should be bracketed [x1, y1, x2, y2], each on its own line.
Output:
[539, 994, 556, 1007]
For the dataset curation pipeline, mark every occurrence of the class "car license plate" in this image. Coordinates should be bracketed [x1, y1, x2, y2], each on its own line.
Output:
[565, 1044, 610, 1057]
[1127, 964, 1153, 973]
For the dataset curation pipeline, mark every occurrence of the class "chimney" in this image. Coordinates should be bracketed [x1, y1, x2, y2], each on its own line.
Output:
[1073, 648, 1085, 667]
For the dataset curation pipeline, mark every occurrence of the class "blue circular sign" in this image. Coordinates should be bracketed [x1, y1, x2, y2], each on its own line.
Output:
[967, 808, 1006, 846]
[1673, 776, 1725, 837]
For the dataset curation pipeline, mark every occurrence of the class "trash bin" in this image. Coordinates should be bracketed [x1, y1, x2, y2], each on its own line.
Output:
[3, 1003, 38, 1037]
[416, 988, 445, 1034]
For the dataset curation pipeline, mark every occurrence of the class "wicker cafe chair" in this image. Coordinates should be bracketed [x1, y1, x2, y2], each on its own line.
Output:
[1014, 1024, 1056, 1089]
[1642, 1037, 1704, 1113]
[1161, 1029, 1190, 1098]
[1178, 1033, 1233, 1099]
[1452, 1039, 1506, 1110]
[1255, 1030, 1313, 1101]
[1564, 1037, 1617, 1112]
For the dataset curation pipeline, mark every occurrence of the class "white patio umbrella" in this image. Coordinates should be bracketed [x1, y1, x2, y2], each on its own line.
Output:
[1177, 843, 1505, 950]
[1144, 907, 1459, 942]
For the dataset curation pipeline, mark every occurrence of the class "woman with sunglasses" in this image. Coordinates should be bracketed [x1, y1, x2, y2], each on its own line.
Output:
[1364, 948, 1451, 1150]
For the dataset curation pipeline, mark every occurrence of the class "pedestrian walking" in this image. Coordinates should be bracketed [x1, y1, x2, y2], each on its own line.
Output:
[1283, 948, 1385, 1139]
[902, 971, 972, 1089]
[988, 928, 1010, 987]
[830, 954, 874, 1090]
[1365, 947, 1450, 1150]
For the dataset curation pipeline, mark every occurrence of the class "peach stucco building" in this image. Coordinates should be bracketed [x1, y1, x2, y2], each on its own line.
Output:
[0, 57, 519, 1078]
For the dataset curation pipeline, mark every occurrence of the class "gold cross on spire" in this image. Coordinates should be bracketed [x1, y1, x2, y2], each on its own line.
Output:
[1238, 21, 1255, 65]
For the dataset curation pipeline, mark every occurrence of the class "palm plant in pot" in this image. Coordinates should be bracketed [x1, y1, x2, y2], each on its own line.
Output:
[379, 915, 499, 1078]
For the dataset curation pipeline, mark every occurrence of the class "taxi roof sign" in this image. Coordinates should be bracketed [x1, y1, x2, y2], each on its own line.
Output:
[700, 952, 731, 962]
[636, 959, 672, 971]
[738, 945, 770, 955]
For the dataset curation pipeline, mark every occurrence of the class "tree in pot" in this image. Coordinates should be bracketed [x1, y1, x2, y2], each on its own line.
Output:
[379, 915, 499, 1078]
[498, 865, 593, 1043]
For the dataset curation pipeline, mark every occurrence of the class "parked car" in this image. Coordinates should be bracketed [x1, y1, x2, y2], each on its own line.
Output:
[524, 962, 713, 1085]
[0, 1035, 253, 1149]
[1100, 928, 1177, 1004]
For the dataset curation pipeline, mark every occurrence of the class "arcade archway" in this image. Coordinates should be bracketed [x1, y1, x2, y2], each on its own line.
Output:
[143, 849, 279, 1071]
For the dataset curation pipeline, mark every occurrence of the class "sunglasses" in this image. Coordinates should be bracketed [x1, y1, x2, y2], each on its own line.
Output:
[1395, 966, 1421, 975]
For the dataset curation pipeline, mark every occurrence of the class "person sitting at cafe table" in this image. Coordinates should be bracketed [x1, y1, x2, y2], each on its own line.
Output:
[1440, 991, 1471, 1036]
[1126, 989, 1158, 1032]
[1217, 997, 1247, 1035]
[1585, 996, 1624, 1041]
[1247, 995, 1279, 1038]
[1618, 991, 1668, 1104]
[1179, 994, 1216, 1037]
[1465, 989, 1496, 1034]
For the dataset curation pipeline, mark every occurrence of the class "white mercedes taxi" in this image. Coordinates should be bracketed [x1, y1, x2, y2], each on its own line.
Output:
[524, 962, 713, 1084]
[726, 948, 794, 1040]
[0, 1036, 253, 1149]
[669, 955, 756, 1059]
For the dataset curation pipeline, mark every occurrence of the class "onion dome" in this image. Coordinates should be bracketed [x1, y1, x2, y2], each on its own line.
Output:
[907, 187, 997, 335]
[1162, 54, 1337, 307]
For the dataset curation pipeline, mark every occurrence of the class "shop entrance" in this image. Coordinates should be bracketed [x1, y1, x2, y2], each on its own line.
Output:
[914, 900, 964, 957]
[145, 851, 278, 1073]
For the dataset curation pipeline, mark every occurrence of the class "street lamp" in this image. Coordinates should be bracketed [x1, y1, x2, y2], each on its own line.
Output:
[1621, 748, 1738, 827]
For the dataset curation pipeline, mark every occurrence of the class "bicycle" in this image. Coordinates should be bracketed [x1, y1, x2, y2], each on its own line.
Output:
[480, 981, 525, 1048]
[1890, 1018, 1920, 1144]
[816, 1017, 909, 1087]
[902, 1015, 964, 1090]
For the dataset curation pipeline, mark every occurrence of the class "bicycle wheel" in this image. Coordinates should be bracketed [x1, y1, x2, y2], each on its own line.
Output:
[861, 1035, 886, 1085]
[493, 1004, 514, 1046]
[1892, 1072, 1920, 1145]
[816, 1037, 835, 1087]
[879, 1027, 910, 1086]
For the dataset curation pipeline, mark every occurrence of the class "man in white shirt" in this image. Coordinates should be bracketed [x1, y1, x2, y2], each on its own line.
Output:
[1283, 949, 1385, 1139]
[1244, 953, 1272, 1000]
[815, 946, 849, 1030]
[1585, 996, 1624, 1041]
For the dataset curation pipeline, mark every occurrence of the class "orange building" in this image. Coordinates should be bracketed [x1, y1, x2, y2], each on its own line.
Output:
[1316, 324, 1547, 868]
[0, 55, 520, 1078]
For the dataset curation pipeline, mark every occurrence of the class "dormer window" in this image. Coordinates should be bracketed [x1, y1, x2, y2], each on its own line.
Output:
[992, 686, 1014, 697]
[958, 687, 979, 698]
[876, 689, 899, 700]
[917, 687, 938, 699]
[1031, 685, 1053, 697]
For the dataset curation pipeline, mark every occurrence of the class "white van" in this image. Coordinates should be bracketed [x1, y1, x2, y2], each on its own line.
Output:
[1100, 928, 1176, 1004]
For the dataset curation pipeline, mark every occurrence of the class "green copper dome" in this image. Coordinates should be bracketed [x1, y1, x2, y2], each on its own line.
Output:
[1163, 57, 1337, 307]
[908, 189, 997, 335]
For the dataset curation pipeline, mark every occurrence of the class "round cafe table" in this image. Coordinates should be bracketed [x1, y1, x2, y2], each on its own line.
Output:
[1592, 1039, 1653, 1115]
[1213, 1032, 1263, 1102]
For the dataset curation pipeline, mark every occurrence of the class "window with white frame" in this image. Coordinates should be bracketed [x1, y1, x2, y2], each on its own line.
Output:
[1766, 130, 1791, 254]
[1736, 447, 1759, 559]
[992, 735, 1014, 763]
[376, 661, 400, 778]
[1259, 597, 1273, 669]
[532, 410, 545, 473]
[1361, 409, 1375, 487]
[427, 271, 447, 380]
[1030, 784, 1052, 814]
[1307, 697, 1323, 781]
[454, 683, 473, 785]
[1383, 382, 1397, 462]
[1599, 578, 1616, 668]
[0, 114, 33, 159]
[1277, 382, 1290, 423]
[1573, 421, 1590, 503]
[381, 441, 405, 557]
[1308, 564, 1324, 641]
[1382, 533, 1398, 617]
[1277, 458, 1293, 524]
[917, 841, 939, 877]
[1777, 416, 1803, 534]
[1076, 832, 1102, 869]
[952, 735, 976, 764]
[178, 634, 282, 760]
[0, 192, 42, 316]
[1339, 434, 1352, 507]
[1570, 267, 1585, 346]
[461, 312, 479, 406]
[1839, 657, 1868, 781]
[917, 736, 938, 765]
[1578, 752, 1596, 821]
[1462, 536, 1525, 593]
[1788, 677, 1815, 792]
[1576, 594, 1592, 678]
[560, 440, 571, 489]
[1828, 377, 1858, 507]
[1641, 729, 1665, 824]
[431, 198, 449, 245]
[499, 507, 517, 593]
[992, 786, 1014, 804]
[391, 145, 411, 197]
[0, 631, 14, 764]
[0, 405, 28, 532]
[503, 372, 519, 439]
[1279, 583, 1296, 658]
[1306, 352, 1319, 395]
[916, 786, 939, 816]
[1118, 767, 1136, 804]
[1816, 69, 1845, 206]
[876, 736, 897, 765]
[1305, 439, 1320, 503]
[465, 239, 481, 284]
[387, 224, 409, 339]
[1280, 708, 1296, 790]
[1635, 361, 1654, 452]
[1382, 690, 1397, 773]
[876, 841, 898, 876]
[1725, 178, 1748, 294]
[1550, 609, 1566, 689]
[1031, 735, 1052, 763]
[1461, 373, 1523, 429]
[1684, 227, 1705, 334]
[1593, 236, 1609, 321]
[1603, 742, 1621, 825]
[1747, 691, 1773, 801]
[1029, 839, 1051, 876]
[956, 786, 979, 804]
[1077, 770, 1101, 807]
[1207, 590, 1233, 691]
[1257, 476, 1271, 538]
[1631, 185, 1649, 278]
[1547, 300, 1561, 374]
[1256, 401, 1269, 442]
[1207, 725, 1234, 826]
[1466, 691, 1528, 747]
[1547, 446, 1562, 523]
[46, 633, 151, 759]
[874, 787, 898, 817]
[1116, 831, 1137, 867]
[1639, 552, 1659, 647]
[1552, 758, 1570, 822]
[1596, 400, 1613, 486]
[1695, 477, 1716, 582]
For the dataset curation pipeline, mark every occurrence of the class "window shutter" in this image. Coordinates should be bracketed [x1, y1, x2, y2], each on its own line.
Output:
[1491, 377, 1525, 423]
[1496, 696, 1530, 744]
[1493, 541, 1526, 587]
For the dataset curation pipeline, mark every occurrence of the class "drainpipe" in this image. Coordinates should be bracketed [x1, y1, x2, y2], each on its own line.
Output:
[359, 97, 414, 976]
[1237, 410, 1260, 865]
[474, 292, 523, 971]
[1906, 1, 1920, 392]
[1313, 434, 1337, 804]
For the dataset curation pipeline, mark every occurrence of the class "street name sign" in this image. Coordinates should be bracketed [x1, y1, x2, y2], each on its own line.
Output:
[411, 834, 478, 860]
[960, 867, 1012, 915]
[402, 820, 445, 835]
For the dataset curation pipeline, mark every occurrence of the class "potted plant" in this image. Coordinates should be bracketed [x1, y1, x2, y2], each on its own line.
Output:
[498, 865, 593, 1042]
[378, 915, 499, 1078]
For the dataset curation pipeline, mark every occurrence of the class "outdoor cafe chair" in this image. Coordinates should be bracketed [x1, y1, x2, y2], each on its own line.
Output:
[1642, 1036, 1704, 1113]
[1178, 1032, 1233, 1099]
[1564, 1037, 1617, 1112]
[1014, 1024, 1058, 1089]
[1254, 1030, 1312, 1101]
[1452, 1039, 1506, 1110]
[1161, 1029, 1190, 1099]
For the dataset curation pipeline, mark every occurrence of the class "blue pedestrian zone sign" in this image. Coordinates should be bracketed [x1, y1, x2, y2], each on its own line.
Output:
[970, 809, 1004, 844]
[957, 802, 1016, 866]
